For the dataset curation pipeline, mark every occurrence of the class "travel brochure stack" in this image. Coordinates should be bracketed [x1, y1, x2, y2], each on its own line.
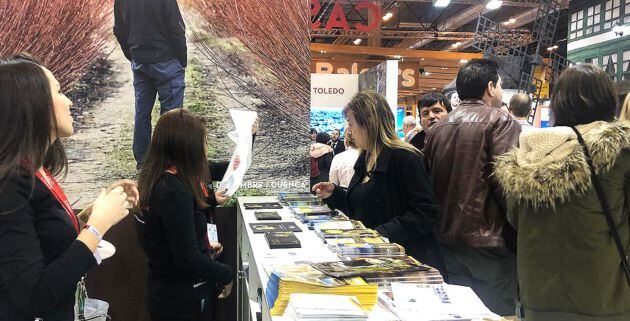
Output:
[256, 192, 493, 320]
[378, 282, 501, 321]
[265, 264, 378, 316]
[283, 293, 368, 321]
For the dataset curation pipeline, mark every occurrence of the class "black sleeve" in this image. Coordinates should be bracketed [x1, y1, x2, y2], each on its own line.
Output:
[321, 153, 333, 173]
[0, 178, 96, 316]
[375, 154, 438, 245]
[164, 0, 187, 67]
[113, 0, 131, 61]
[153, 184, 232, 285]
[323, 184, 348, 214]
[209, 161, 229, 182]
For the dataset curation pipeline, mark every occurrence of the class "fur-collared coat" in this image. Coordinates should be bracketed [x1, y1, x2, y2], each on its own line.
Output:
[494, 121, 630, 321]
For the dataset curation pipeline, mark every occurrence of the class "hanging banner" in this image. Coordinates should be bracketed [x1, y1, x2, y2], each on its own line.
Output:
[311, 73, 359, 108]
[310, 73, 359, 136]
[312, 60, 422, 90]
[311, 0, 381, 32]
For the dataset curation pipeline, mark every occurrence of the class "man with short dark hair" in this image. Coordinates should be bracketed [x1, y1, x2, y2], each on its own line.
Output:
[418, 92, 451, 131]
[508, 93, 534, 131]
[423, 59, 521, 316]
[408, 92, 452, 150]
[114, 0, 187, 168]
[328, 129, 345, 156]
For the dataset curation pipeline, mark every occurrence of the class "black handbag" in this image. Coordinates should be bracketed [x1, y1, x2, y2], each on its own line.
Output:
[571, 126, 630, 288]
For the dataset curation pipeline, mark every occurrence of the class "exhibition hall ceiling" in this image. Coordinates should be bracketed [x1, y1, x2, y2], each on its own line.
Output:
[311, 0, 570, 96]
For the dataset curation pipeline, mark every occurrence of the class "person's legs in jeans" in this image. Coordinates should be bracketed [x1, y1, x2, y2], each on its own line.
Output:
[147, 58, 185, 114]
[131, 62, 157, 168]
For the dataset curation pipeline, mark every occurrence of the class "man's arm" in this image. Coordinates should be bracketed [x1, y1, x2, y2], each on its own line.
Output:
[488, 117, 521, 210]
[164, 0, 187, 67]
[112, 0, 131, 61]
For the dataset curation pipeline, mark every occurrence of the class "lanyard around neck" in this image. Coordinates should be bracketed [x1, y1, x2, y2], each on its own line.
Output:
[35, 168, 79, 233]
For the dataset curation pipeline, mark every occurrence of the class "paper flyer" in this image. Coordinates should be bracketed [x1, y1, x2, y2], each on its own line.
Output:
[218, 109, 258, 196]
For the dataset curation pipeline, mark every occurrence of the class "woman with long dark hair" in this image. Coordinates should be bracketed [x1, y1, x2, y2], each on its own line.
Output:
[312, 91, 446, 277]
[0, 55, 135, 321]
[495, 64, 630, 320]
[136, 109, 234, 321]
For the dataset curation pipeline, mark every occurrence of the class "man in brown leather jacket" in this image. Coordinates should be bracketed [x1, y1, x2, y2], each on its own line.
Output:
[423, 59, 521, 316]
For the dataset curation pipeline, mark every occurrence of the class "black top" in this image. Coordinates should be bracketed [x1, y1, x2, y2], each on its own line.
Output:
[347, 178, 375, 225]
[135, 163, 233, 317]
[328, 139, 346, 156]
[113, 0, 187, 67]
[409, 130, 426, 151]
[0, 174, 96, 321]
[316, 152, 333, 182]
[324, 147, 446, 277]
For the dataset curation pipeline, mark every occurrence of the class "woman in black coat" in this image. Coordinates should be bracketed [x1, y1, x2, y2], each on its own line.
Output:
[313, 91, 446, 277]
[0, 55, 135, 321]
[136, 109, 239, 321]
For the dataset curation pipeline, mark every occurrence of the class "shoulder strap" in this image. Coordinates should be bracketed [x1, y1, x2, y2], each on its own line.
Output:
[571, 126, 630, 289]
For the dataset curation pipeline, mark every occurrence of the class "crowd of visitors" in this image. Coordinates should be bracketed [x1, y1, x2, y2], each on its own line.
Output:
[0, 13, 628, 319]
[313, 59, 630, 320]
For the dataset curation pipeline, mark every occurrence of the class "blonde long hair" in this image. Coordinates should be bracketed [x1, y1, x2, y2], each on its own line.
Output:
[621, 93, 630, 122]
[343, 91, 420, 166]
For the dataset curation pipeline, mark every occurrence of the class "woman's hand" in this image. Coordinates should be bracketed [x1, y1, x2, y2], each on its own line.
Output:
[215, 189, 230, 205]
[87, 186, 130, 235]
[107, 179, 139, 207]
[218, 281, 233, 299]
[312, 182, 335, 200]
[232, 156, 241, 170]
[209, 242, 224, 259]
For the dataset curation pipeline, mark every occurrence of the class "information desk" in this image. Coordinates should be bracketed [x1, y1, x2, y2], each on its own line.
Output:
[235, 196, 517, 321]
[235, 196, 399, 321]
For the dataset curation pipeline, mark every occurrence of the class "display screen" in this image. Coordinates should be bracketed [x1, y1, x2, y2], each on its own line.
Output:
[396, 107, 405, 138]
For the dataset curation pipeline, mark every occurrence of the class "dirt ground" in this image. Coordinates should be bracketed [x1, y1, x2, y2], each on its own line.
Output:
[62, 8, 309, 209]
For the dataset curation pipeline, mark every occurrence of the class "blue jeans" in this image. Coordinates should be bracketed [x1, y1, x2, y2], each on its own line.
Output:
[131, 58, 185, 167]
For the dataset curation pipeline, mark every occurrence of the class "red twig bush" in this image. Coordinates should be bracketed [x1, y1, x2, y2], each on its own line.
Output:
[0, 0, 112, 91]
[187, 0, 310, 130]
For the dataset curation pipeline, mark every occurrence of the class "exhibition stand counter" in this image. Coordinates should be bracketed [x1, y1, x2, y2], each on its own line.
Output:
[235, 196, 515, 321]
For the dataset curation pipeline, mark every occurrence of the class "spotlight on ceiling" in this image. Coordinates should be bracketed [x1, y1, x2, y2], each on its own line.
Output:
[486, 0, 503, 10]
[433, 0, 451, 7]
[383, 12, 394, 21]
[503, 18, 516, 25]
[353, 38, 362, 45]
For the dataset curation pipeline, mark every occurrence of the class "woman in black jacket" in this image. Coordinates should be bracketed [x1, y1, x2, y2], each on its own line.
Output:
[136, 109, 236, 321]
[313, 91, 446, 277]
[0, 55, 135, 321]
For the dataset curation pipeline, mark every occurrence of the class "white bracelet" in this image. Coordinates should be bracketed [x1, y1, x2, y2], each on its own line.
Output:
[85, 225, 103, 242]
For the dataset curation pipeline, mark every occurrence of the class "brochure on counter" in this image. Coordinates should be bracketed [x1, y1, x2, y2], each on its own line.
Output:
[240, 193, 502, 320]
